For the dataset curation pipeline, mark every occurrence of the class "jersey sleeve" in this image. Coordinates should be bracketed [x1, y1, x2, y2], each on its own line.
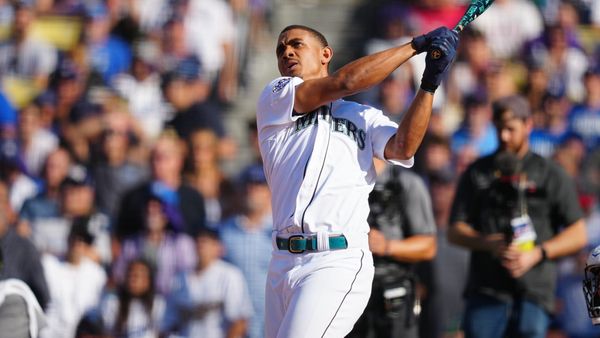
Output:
[256, 77, 304, 131]
[368, 109, 414, 168]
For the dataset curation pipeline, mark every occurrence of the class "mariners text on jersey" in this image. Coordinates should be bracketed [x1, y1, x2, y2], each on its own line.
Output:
[293, 105, 367, 150]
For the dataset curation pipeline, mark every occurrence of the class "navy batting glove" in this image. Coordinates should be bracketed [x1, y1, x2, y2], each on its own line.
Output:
[420, 33, 459, 93]
[411, 26, 455, 54]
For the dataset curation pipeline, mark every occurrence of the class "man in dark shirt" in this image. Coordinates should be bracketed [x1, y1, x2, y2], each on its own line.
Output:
[0, 179, 49, 309]
[115, 131, 206, 239]
[448, 95, 587, 338]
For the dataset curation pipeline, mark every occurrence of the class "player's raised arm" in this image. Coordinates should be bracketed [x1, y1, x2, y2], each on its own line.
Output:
[276, 25, 453, 114]
[385, 31, 459, 161]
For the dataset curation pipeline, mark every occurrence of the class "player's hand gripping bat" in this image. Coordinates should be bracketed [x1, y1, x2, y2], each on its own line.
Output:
[431, 0, 495, 59]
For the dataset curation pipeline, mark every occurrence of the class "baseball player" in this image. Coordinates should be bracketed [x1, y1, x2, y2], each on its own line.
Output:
[256, 24, 458, 338]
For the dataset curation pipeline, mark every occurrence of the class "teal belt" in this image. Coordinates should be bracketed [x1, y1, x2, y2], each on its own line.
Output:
[276, 235, 348, 254]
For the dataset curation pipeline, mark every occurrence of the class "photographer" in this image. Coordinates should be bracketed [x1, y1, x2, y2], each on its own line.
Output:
[348, 159, 436, 338]
[448, 95, 587, 338]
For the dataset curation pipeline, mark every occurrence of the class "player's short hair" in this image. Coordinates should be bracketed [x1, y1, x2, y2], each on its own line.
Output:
[280, 25, 329, 47]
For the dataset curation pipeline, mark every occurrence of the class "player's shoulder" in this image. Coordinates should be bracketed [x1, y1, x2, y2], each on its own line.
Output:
[334, 99, 381, 117]
[261, 77, 302, 95]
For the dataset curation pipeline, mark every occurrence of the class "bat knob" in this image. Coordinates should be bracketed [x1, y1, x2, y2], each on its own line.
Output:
[431, 49, 442, 60]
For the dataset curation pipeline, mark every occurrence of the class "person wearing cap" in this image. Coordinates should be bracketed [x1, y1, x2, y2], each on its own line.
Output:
[83, 1, 131, 85]
[162, 226, 253, 338]
[163, 56, 225, 140]
[567, 64, 600, 152]
[217, 164, 272, 338]
[0, 1, 58, 91]
[450, 92, 498, 158]
[40, 218, 107, 338]
[447, 94, 587, 338]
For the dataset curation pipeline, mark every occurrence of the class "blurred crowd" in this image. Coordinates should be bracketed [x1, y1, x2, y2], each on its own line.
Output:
[0, 0, 599, 337]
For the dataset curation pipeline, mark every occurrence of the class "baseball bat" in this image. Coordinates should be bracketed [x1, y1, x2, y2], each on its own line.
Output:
[431, 0, 495, 58]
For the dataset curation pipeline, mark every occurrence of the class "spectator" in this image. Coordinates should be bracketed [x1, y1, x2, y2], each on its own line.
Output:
[218, 163, 272, 338]
[0, 279, 47, 338]
[525, 24, 589, 102]
[17, 101, 59, 177]
[448, 95, 587, 338]
[472, 0, 544, 60]
[529, 90, 571, 158]
[162, 226, 253, 338]
[17, 147, 71, 240]
[447, 28, 493, 106]
[0, 178, 49, 309]
[99, 259, 166, 338]
[184, 0, 239, 102]
[92, 110, 149, 219]
[348, 160, 436, 338]
[184, 128, 236, 226]
[0, 1, 57, 91]
[418, 170, 469, 338]
[112, 40, 171, 140]
[83, 2, 131, 85]
[450, 92, 498, 158]
[41, 220, 107, 338]
[112, 196, 196, 296]
[115, 130, 206, 239]
[20, 164, 111, 265]
[163, 56, 224, 140]
[567, 65, 600, 152]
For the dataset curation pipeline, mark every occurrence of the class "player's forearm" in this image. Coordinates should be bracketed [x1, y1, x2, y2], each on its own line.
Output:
[384, 90, 433, 160]
[542, 219, 587, 260]
[386, 235, 436, 263]
[330, 42, 417, 96]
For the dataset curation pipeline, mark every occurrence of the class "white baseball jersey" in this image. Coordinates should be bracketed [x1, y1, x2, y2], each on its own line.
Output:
[257, 76, 413, 241]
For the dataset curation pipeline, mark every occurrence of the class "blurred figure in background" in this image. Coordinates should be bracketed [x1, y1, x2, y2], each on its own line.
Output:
[41, 220, 107, 338]
[184, 0, 239, 103]
[472, 0, 544, 60]
[115, 131, 206, 240]
[99, 259, 166, 338]
[112, 39, 171, 140]
[184, 128, 236, 227]
[17, 101, 58, 178]
[0, 1, 57, 91]
[112, 196, 196, 296]
[92, 110, 149, 220]
[218, 164, 272, 338]
[450, 92, 498, 158]
[83, 1, 131, 85]
[448, 95, 587, 338]
[17, 147, 71, 240]
[162, 226, 252, 338]
[567, 65, 600, 152]
[0, 178, 49, 309]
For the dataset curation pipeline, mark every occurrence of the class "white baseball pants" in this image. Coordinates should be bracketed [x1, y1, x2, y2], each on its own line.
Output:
[265, 248, 374, 338]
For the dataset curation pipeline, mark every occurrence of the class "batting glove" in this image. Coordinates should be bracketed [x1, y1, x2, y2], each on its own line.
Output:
[411, 26, 455, 54]
[420, 33, 459, 93]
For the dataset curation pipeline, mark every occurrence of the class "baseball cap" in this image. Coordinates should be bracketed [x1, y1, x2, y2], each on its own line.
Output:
[492, 95, 531, 121]
[463, 91, 487, 108]
[239, 164, 267, 185]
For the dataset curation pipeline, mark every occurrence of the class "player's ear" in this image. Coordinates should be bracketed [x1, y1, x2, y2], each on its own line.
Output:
[321, 46, 333, 65]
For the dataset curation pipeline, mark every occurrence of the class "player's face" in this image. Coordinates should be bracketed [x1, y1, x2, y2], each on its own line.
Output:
[276, 29, 329, 79]
[494, 111, 532, 155]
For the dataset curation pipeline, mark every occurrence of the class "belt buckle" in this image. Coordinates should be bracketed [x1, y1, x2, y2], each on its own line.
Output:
[288, 235, 305, 254]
